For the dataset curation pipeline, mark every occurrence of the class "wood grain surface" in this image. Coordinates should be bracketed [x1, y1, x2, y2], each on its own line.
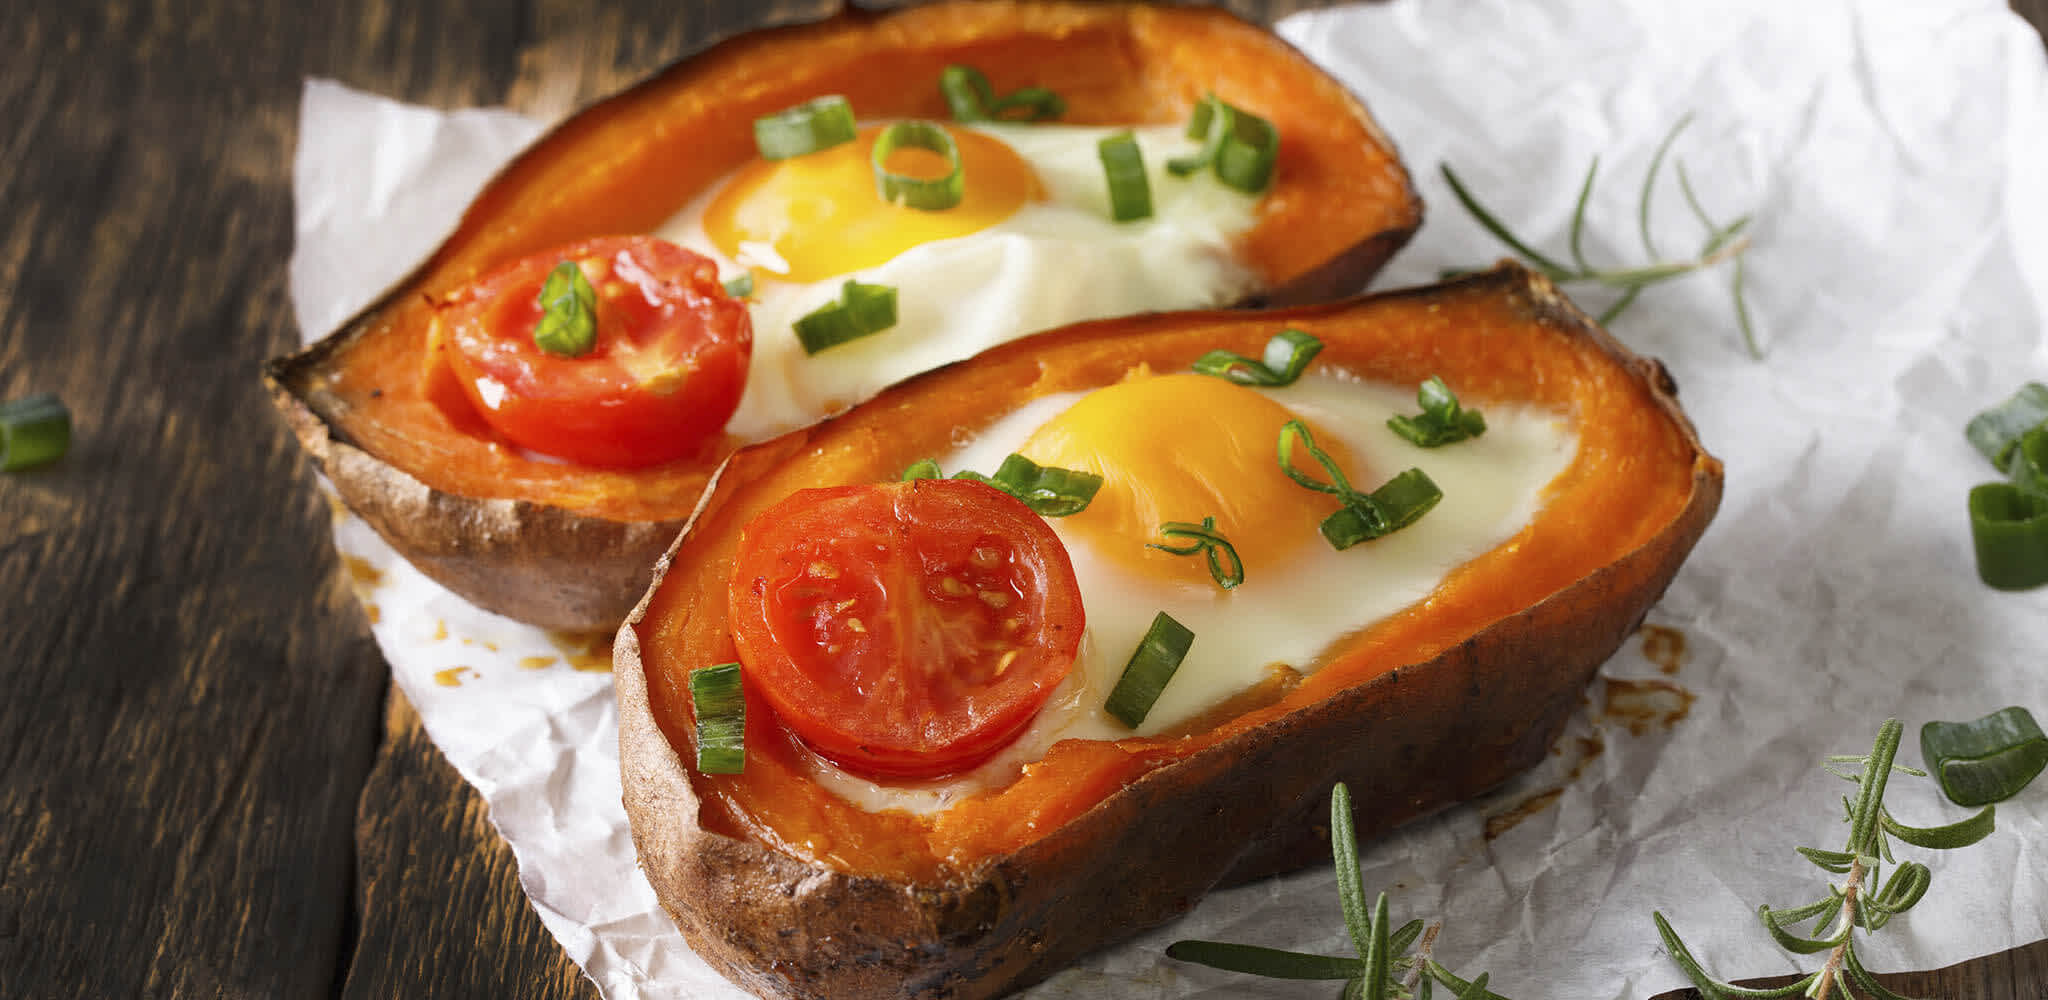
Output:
[0, 2, 2042, 999]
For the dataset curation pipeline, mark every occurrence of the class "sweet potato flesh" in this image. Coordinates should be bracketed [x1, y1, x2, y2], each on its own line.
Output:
[297, 2, 1417, 523]
[635, 275, 1707, 883]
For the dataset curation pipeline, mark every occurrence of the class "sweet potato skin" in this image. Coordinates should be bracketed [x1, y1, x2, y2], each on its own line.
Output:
[264, 0, 1422, 631]
[615, 264, 1724, 999]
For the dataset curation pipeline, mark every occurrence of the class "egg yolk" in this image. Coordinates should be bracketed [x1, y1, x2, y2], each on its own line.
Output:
[1019, 372, 1366, 588]
[702, 125, 1041, 283]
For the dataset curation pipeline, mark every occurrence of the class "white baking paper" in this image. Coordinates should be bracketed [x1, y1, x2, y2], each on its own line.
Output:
[288, 2, 2048, 996]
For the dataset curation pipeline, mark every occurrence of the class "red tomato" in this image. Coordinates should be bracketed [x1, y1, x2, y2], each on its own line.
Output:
[727, 478, 1085, 779]
[436, 236, 751, 468]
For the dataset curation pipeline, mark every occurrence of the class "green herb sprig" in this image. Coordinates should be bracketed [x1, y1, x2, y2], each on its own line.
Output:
[1168, 782, 1508, 999]
[1442, 114, 1761, 359]
[1655, 719, 1998, 999]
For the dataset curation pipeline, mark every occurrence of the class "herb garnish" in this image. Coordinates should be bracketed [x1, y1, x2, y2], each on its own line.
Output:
[1921, 707, 2048, 807]
[1148, 516, 1243, 590]
[0, 393, 70, 472]
[902, 453, 1102, 517]
[533, 260, 599, 357]
[1168, 782, 1506, 998]
[1387, 376, 1487, 448]
[1655, 718, 2002, 999]
[1279, 420, 1442, 550]
[1193, 328, 1323, 387]
[1442, 114, 1760, 358]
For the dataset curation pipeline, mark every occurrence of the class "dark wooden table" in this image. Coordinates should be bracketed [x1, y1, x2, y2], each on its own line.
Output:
[2, 2, 2044, 998]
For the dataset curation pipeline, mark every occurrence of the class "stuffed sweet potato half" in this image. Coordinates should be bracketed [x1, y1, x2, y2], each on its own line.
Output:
[615, 263, 1723, 1000]
[264, 0, 1422, 631]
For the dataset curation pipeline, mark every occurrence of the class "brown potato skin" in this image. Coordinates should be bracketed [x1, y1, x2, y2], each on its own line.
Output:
[263, 0, 1422, 631]
[615, 264, 1725, 999]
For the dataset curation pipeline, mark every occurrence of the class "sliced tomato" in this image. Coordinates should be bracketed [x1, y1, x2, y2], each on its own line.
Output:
[435, 235, 751, 468]
[727, 478, 1084, 780]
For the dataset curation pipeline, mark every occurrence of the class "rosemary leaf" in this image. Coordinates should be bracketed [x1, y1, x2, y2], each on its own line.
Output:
[1878, 804, 1995, 850]
[1757, 903, 1846, 954]
[1332, 784, 1374, 961]
[1438, 163, 1573, 279]
[1843, 947, 1922, 1000]
[1163, 940, 1363, 980]
[1447, 110, 1760, 355]
[1638, 114, 1694, 260]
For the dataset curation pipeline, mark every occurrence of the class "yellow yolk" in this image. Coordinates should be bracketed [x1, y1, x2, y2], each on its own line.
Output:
[702, 125, 1041, 283]
[1018, 372, 1366, 587]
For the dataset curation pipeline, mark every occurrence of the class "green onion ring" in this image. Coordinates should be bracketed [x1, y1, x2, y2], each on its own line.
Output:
[871, 120, 965, 212]
[1386, 375, 1488, 448]
[1104, 611, 1195, 728]
[1966, 381, 2048, 469]
[1969, 481, 2048, 589]
[1193, 329, 1322, 386]
[1167, 95, 1280, 193]
[689, 662, 747, 774]
[1097, 130, 1153, 223]
[2006, 425, 2048, 497]
[793, 280, 898, 355]
[1281, 420, 1443, 550]
[940, 65, 1064, 123]
[1921, 707, 2048, 806]
[1148, 516, 1244, 590]
[0, 393, 71, 472]
[752, 95, 858, 160]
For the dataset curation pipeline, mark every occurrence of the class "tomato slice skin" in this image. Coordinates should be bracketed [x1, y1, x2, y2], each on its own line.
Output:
[436, 236, 751, 468]
[728, 478, 1085, 780]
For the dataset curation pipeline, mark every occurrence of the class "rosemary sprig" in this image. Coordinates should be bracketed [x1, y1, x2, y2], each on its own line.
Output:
[1654, 719, 1998, 999]
[1442, 114, 1762, 359]
[1167, 783, 1509, 999]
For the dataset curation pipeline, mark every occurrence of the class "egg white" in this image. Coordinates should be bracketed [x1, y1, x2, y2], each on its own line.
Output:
[655, 123, 1263, 441]
[804, 374, 1580, 815]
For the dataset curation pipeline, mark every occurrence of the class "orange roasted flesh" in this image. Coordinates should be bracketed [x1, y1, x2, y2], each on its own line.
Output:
[615, 264, 1723, 1000]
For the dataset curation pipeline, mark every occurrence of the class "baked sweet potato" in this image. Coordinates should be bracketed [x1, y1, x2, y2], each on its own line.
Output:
[264, 0, 1422, 630]
[615, 262, 1724, 999]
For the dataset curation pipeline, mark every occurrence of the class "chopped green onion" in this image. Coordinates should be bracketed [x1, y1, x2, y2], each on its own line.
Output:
[1148, 517, 1243, 590]
[1096, 131, 1152, 223]
[721, 272, 754, 299]
[870, 120, 964, 211]
[1105, 611, 1195, 728]
[0, 394, 70, 472]
[1280, 420, 1443, 550]
[939, 65, 1064, 123]
[1192, 329, 1322, 386]
[752, 95, 858, 160]
[951, 453, 1103, 517]
[793, 280, 898, 355]
[1921, 707, 2048, 806]
[1965, 382, 2048, 469]
[1318, 469, 1444, 550]
[900, 454, 1101, 516]
[1386, 375, 1488, 448]
[1969, 482, 2048, 589]
[533, 260, 598, 357]
[1167, 95, 1280, 194]
[689, 662, 747, 774]
[2006, 425, 2048, 497]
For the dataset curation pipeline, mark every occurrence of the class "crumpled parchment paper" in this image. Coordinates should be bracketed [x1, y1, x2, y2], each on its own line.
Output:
[287, 1, 2048, 996]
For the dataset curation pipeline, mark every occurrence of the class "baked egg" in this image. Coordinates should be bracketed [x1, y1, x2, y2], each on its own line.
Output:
[659, 119, 1265, 440]
[799, 366, 1578, 813]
